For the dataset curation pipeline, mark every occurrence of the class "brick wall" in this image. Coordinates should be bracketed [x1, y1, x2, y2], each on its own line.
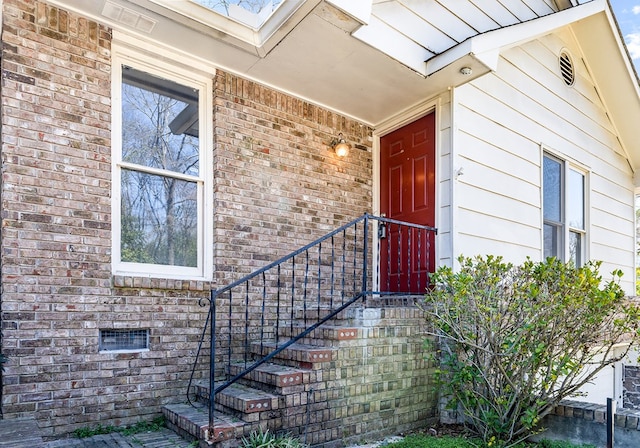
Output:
[297, 307, 438, 447]
[212, 70, 373, 284]
[1, 0, 117, 436]
[0, 0, 374, 439]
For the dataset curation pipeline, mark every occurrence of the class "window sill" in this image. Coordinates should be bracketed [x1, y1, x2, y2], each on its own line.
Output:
[113, 274, 213, 291]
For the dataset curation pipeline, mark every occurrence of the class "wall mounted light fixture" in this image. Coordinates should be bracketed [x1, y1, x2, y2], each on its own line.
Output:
[331, 133, 350, 158]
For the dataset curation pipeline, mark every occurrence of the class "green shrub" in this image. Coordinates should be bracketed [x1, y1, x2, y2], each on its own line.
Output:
[422, 256, 640, 448]
[240, 429, 307, 448]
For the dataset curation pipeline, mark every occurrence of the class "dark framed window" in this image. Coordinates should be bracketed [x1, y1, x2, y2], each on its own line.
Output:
[543, 152, 586, 266]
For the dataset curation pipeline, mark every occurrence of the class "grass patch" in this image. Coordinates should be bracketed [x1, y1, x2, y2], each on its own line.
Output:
[383, 434, 477, 448]
[73, 424, 118, 439]
[381, 434, 596, 448]
[73, 416, 166, 439]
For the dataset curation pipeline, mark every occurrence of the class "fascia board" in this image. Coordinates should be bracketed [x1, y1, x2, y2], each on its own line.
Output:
[425, 0, 606, 77]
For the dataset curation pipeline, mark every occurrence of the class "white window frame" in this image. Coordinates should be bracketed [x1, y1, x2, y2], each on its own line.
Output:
[111, 46, 213, 281]
[541, 148, 589, 266]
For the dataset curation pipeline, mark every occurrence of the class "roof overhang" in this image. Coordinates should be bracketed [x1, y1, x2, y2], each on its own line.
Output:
[48, 0, 493, 126]
[427, 0, 607, 75]
[47, 0, 640, 172]
[571, 4, 640, 180]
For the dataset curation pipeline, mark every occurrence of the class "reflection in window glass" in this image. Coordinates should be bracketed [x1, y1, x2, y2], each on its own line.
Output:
[122, 67, 199, 176]
[121, 170, 198, 267]
[543, 156, 561, 222]
[119, 66, 200, 269]
[544, 223, 559, 260]
[568, 169, 584, 230]
[191, 0, 282, 15]
[569, 231, 582, 267]
[543, 153, 587, 267]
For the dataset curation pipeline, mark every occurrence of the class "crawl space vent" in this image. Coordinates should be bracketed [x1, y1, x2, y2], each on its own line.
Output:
[559, 51, 575, 86]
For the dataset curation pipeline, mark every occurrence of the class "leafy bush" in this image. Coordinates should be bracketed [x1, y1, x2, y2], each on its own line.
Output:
[240, 429, 307, 448]
[422, 256, 640, 448]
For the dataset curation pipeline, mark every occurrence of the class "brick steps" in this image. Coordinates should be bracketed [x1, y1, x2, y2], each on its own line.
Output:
[291, 306, 353, 322]
[228, 362, 308, 393]
[163, 339, 330, 445]
[278, 324, 361, 347]
[252, 342, 335, 369]
[193, 382, 281, 421]
[163, 402, 245, 445]
[163, 304, 434, 447]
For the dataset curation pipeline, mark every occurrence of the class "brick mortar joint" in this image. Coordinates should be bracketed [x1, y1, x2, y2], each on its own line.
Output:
[555, 400, 640, 430]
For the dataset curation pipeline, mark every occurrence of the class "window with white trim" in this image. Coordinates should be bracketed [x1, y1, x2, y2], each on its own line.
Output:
[112, 50, 212, 280]
[543, 152, 587, 266]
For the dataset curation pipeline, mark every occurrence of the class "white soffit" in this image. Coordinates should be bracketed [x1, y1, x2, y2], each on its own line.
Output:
[353, 0, 560, 76]
[427, 0, 606, 75]
[45, 0, 640, 131]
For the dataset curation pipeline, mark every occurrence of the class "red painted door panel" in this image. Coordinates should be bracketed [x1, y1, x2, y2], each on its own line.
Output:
[380, 113, 436, 292]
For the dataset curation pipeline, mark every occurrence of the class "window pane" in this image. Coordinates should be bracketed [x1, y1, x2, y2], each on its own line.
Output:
[568, 169, 584, 230]
[543, 156, 561, 222]
[544, 223, 560, 259]
[121, 169, 198, 267]
[569, 231, 582, 267]
[122, 66, 199, 176]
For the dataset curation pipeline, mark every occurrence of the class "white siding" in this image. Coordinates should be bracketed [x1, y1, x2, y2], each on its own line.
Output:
[450, 28, 635, 294]
[438, 93, 454, 268]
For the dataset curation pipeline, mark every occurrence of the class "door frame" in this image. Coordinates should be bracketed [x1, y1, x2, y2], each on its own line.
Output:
[372, 97, 443, 291]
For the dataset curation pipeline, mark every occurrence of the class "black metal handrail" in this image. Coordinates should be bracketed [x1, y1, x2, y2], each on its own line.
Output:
[186, 213, 437, 431]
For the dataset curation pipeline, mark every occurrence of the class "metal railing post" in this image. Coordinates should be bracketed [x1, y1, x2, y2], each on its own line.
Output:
[190, 213, 438, 441]
[209, 289, 216, 430]
[362, 214, 369, 295]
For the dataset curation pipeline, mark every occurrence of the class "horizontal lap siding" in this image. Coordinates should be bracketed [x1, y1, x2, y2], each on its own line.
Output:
[453, 30, 635, 293]
[438, 93, 454, 268]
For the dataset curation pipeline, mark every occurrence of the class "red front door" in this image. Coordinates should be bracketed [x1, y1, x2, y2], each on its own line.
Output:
[379, 113, 436, 292]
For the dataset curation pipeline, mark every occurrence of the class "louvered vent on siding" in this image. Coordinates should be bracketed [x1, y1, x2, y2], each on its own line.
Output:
[559, 51, 575, 86]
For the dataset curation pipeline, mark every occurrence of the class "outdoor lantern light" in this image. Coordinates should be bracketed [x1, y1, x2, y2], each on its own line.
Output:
[332, 133, 350, 158]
